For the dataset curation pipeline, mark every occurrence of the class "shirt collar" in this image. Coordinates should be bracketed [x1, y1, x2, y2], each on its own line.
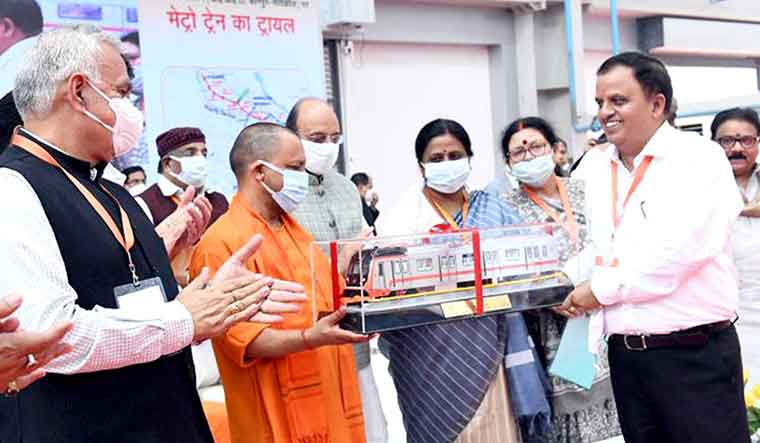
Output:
[307, 171, 324, 186]
[607, 122, 672, 169]
[17, 127, 106, 182]
[157, 174, 183, 197]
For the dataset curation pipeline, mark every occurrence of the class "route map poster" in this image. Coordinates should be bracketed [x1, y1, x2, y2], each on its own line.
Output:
[138, 0, 325, 196]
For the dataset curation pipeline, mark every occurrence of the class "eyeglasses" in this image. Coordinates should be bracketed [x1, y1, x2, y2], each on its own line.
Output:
[304, 133, 343, 144]
[508, 142, 550, 162]
[717, 135, 759, 150]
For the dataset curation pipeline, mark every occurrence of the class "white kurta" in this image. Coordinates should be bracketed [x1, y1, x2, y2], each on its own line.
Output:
[732, 165, 760, 383]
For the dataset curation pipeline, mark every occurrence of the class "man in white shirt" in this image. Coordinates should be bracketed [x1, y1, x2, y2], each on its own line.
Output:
[559, 52, 747, 443]
[0, 1, 43, 98]
[711, 107, 760, 386]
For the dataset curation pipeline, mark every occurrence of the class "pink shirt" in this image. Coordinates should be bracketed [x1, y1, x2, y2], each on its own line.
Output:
[583, 123, 743, 337]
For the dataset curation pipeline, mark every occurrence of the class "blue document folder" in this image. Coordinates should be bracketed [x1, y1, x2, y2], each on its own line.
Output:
[548, 316, 597, 389]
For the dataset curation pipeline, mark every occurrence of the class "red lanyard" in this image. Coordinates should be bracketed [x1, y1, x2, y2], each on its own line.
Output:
[611, 155, 654, 231]
[522, 176, 579, 246]
[424, 188, 468, 231]
[11, 133, 140, 284]
[595, 155, 654, 268]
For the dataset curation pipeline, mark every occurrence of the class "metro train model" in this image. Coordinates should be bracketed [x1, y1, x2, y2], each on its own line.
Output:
[343, 229, 561, 302]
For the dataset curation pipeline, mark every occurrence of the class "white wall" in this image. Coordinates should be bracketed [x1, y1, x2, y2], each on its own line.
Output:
[341, 42, 496, 209]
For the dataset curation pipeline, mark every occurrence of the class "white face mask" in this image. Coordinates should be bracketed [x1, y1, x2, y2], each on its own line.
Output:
[422, 158, 471, 194]
[169, 155, 208, 189]
[302, 139, 339, 175]
[256, 160, 309, 213]
[82, 80, 144, 158]
[510, 153, 555, 187]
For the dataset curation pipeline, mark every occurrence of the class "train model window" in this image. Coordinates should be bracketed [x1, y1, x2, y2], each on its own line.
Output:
[505, 248, 520, 260]
[462, 253, 474, 266]
[533, 246, 540, 258]
[526, 247, 533, 259]
[440, 255, 455, 270]
[416, 258, 433, 272]
[542, 245, 548, 257]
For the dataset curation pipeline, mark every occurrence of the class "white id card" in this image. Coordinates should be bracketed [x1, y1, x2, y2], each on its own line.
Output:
[114, 277, 167, 312]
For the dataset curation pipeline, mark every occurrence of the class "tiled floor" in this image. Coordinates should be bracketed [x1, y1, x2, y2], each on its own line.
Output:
[369, 339, 625, 443]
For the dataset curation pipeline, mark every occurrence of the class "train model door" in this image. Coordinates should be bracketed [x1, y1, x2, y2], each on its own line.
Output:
[437, 250, 458, 291]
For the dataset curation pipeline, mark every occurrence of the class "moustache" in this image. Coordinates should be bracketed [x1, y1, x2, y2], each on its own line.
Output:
[728, 153, 747, 161]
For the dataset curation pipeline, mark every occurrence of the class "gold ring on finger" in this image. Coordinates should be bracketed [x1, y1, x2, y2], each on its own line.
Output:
[231, 301, 244, 314]
[5, 380, 19, 396]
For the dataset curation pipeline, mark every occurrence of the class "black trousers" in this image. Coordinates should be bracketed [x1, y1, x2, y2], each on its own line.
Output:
[608, 325, 749, 443]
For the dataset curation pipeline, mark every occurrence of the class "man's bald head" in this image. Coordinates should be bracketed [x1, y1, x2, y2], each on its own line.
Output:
[285, 97, 341, 142]
[229, 122, 298, 180]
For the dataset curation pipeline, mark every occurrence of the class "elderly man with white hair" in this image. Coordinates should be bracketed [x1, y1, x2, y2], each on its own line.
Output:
[0, 25, 307, 442]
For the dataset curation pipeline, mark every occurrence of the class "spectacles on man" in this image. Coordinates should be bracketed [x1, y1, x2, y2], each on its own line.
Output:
[304, 133, 343, 144]
[508, 142, 550, 162]
[717, 135, 760, 150]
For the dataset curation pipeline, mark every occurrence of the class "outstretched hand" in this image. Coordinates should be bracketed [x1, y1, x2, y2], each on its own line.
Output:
[0, 294, 73, 392]
[213, 234, 307, 323]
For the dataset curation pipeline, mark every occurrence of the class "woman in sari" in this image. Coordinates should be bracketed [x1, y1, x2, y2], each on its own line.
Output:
[377, 119, 550, 443]
[489, 116, 621, 442]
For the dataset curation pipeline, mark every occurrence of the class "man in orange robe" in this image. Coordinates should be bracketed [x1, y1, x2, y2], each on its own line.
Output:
[190, 122, 368, 443]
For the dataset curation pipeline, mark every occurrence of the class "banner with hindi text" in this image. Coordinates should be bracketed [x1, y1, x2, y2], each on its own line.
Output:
[138, 0, 325, 195]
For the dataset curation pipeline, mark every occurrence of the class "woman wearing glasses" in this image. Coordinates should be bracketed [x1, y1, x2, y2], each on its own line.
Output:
[710, 107, 760, 385]
[488, 117, 621, 443]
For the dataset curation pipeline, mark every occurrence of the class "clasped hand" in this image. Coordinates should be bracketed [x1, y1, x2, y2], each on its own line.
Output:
[554, 282, 602, 318]
[178, 234, 307, 342]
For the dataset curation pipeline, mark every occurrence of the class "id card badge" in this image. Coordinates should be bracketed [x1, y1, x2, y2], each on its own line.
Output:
[114, 277, 168, 312]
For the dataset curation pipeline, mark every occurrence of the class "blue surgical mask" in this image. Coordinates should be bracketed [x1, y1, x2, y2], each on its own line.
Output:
[422, 158, 471, 194]
[256, 160, 309, 213]
[509, 153, 555, 187]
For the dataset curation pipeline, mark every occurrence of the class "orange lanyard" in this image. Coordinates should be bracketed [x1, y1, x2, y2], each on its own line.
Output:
[425, 188, 468, 230]
[522, 176, 579, 246]
[170, 195, 181, 206]
[611, 155, 654, 231]
[11, 133, 140, 285]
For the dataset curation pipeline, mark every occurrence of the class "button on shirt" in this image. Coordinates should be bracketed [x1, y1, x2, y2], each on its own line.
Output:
[584, 123, 743, 337]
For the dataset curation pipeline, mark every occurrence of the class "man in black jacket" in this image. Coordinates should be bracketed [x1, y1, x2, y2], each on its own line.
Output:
[0, 24, 305, 442]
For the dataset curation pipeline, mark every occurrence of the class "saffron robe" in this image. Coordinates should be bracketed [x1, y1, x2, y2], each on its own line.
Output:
[190, 194, 365, 443]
